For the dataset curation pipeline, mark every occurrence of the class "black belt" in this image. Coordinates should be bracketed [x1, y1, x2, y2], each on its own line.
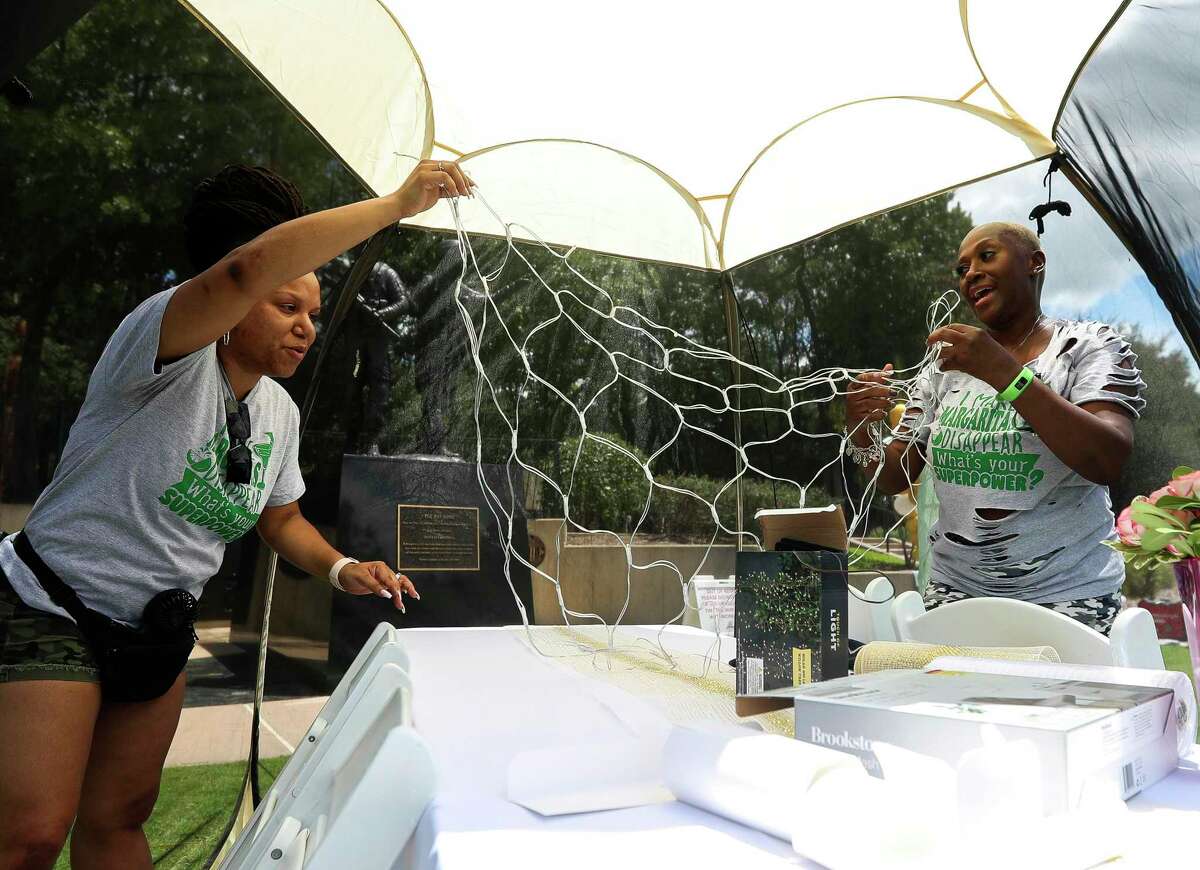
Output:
[13, 531, 97, 629]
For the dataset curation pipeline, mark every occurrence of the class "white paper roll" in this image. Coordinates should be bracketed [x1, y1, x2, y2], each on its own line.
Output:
[662, 725, 864, 841]
[926, 656, 1197, 756]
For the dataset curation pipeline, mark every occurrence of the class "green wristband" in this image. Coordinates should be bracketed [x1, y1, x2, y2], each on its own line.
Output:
[998, 366, 1035, 402]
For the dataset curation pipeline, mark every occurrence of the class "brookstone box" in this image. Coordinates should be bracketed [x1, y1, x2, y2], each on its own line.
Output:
[331, 454, 533, 674]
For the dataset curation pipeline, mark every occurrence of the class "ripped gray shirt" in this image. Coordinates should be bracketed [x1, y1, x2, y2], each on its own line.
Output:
[898, 320, 1145, 603]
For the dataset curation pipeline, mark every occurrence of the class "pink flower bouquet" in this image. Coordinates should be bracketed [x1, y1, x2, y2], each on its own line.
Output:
[1114, 468, 1200, 704]
[1109, 466, 1200, 566]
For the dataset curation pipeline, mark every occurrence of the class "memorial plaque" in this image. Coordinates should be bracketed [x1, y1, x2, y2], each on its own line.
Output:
[331, 454, 534, 677]
[396, 504, 480, 571]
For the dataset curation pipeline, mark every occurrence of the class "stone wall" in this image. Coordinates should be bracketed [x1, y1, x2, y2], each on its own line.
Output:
[527, 518, 917, 626]
[527, 518, 736, 625]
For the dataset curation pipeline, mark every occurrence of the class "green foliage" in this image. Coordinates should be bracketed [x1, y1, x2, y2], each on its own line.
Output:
[642, 472, 832, 537]
[848, 546, 906, 570]
[549, 437, 839, 537]
[727, 195, 973, 498]
[1110, 328, 1200, 518]
[558, 433, 651, 530]
[0, 0, 361, 497]
[1121, 559, 1176, 602]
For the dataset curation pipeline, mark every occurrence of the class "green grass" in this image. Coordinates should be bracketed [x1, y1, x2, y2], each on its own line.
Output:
[1161, 644, 1197, 743]
[1161, 643, 1195, 681]
[54, 756, 287, 869]
[848, 546, 907, 570]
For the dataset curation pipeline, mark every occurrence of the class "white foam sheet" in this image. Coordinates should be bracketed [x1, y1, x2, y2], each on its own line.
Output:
[394, 626, 1200, 870]
[507, 718, 865, 828]
[793, 767, 957, 870]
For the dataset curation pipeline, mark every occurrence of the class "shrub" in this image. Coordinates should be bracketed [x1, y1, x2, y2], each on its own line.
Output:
[1122, 559, 1176, 602]
[555, 433, 650, 530]
[645, 473, 833, 538]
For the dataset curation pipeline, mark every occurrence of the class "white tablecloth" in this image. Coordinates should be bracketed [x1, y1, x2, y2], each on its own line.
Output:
[396, 625, 1200, 870]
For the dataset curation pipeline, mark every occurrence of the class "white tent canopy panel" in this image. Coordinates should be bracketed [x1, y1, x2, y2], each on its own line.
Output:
[179, 0, 1127, 270]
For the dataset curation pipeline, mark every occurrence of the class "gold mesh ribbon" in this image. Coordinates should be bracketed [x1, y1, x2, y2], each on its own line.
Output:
[854, 641, 1061, 674]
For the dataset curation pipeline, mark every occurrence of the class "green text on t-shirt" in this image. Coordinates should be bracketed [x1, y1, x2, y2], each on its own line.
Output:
[158, 427, 274, 542]
[929, 393, 1044, 492]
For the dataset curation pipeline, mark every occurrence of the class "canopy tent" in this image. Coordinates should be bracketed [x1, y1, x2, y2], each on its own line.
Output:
[168, 0, 1200, 832]
[10, 2, 1200, 863]
[178, 0, 1127, 271]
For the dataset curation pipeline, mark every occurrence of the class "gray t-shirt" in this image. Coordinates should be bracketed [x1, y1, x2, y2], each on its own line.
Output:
[898, 320, 1145, 603]
[0, 288, 305, 625]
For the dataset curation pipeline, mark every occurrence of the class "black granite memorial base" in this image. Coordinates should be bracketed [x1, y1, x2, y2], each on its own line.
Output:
[330, 454, 533, 676]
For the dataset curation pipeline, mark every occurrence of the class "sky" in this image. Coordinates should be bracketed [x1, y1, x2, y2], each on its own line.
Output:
[952, 161, 1200, 383]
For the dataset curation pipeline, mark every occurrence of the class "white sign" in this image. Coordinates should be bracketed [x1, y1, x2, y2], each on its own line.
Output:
[690, 576, 736, 637]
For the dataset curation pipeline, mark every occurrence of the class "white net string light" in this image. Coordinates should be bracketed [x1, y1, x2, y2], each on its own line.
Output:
[414, 189, 957, 666]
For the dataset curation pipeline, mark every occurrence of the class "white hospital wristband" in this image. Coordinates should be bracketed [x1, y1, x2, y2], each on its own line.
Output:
[328, 557, 359, 591]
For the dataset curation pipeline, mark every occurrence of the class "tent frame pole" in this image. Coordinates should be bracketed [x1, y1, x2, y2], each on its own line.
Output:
[720, 271, 745, 550]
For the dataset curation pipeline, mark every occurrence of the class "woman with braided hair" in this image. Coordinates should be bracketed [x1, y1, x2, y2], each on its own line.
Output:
[0, 158, 470, 868]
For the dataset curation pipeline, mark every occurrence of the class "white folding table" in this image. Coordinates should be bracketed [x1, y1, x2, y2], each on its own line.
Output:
[395, 625, 1200, 870]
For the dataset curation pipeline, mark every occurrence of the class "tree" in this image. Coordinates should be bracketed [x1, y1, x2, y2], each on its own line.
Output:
[727, 196, 973, 500]
[1112, 327, 1200, 514]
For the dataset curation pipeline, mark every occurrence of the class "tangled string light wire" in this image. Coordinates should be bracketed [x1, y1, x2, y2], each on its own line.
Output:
[406, 185, 958, 667]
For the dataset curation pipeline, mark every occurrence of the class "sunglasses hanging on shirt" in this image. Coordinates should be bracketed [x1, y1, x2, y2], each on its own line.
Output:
[224, 395, 253, 485]
[218, 358, 254, 486]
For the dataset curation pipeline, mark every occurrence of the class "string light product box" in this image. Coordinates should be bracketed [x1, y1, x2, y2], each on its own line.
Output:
[735, 506, 849, 716]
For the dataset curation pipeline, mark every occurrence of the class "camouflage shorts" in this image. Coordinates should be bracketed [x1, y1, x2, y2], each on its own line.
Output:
[923, 580, 1122, 636]
[0, 567, 99, 683]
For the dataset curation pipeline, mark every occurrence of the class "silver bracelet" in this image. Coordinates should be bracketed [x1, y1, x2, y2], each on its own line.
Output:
[843, 427, 883, 467]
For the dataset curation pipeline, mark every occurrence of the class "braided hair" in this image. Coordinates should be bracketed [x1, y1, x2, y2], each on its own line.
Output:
[183, 164, 307, 273]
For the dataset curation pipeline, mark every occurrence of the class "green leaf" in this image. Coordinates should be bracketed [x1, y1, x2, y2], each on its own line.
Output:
[1152, 495, 1200, 511]
[1132, 501, 1189, 529]
[1172, 466, 1195, 479]
[1141, 526, 1186, 552]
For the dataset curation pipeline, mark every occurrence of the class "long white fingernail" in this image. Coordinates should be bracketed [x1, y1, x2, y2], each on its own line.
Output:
[378, 589, 392, 599]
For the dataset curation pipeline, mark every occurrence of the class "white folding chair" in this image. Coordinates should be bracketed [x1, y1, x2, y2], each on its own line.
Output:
[890, 591, 1164, 669]
[222, 623, 432, 869]
[847, 575, 898, 643]
[244, 622, 411, 819]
